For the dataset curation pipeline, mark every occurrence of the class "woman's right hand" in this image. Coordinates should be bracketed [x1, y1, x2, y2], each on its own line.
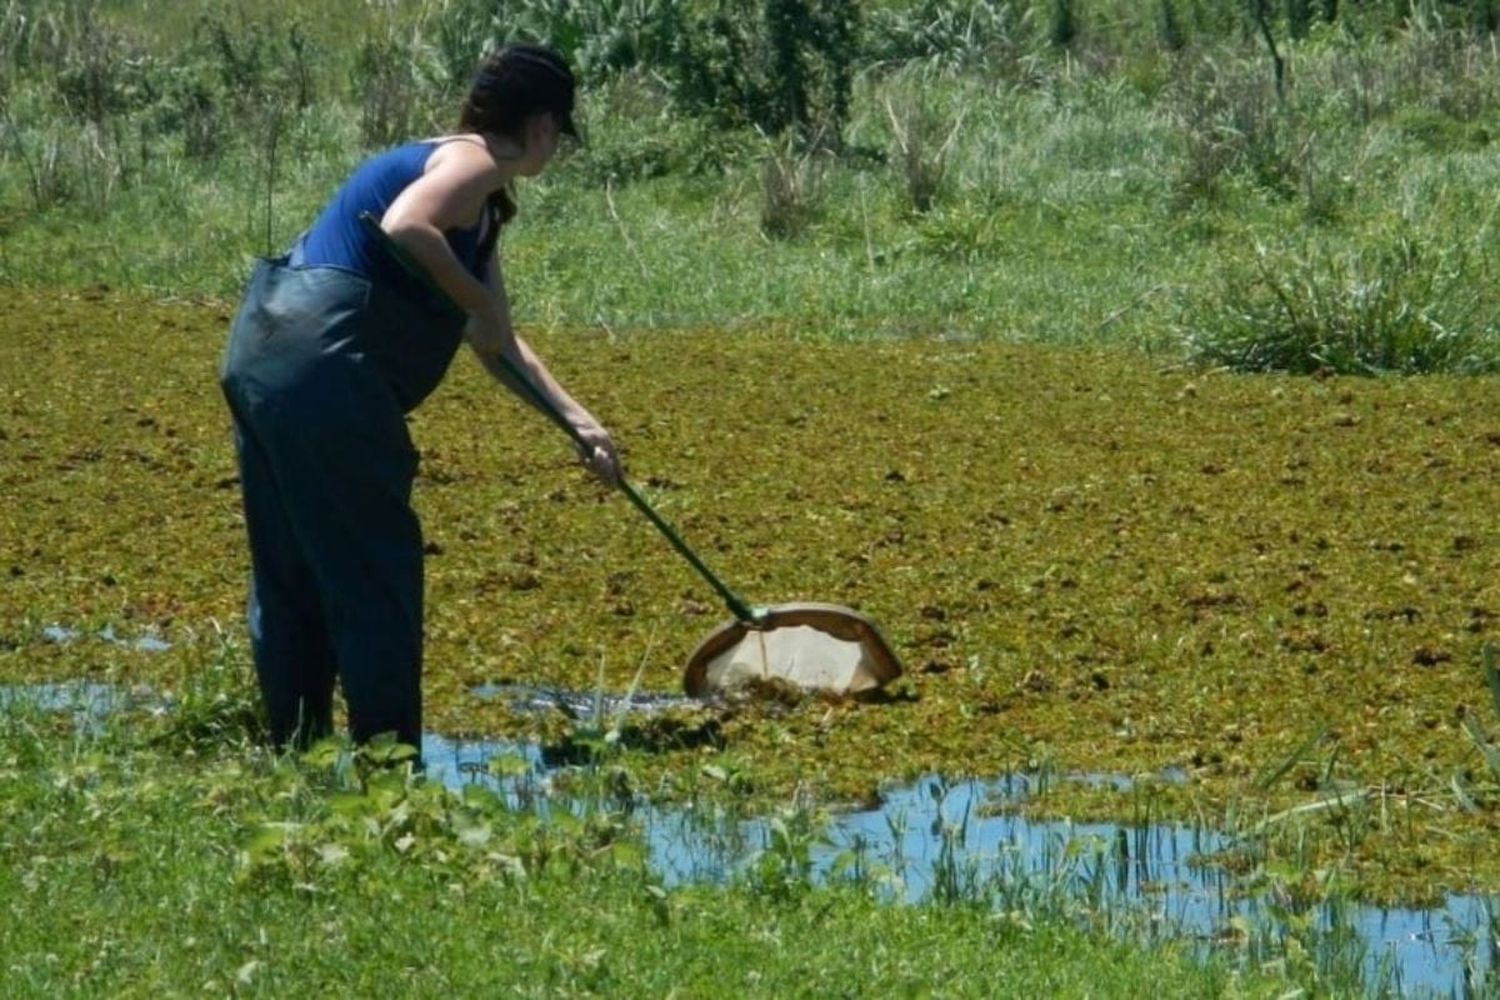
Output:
[572, 418, 622, 486]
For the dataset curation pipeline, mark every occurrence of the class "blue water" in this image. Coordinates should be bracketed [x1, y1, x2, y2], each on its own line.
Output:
[424, 735, 1497, 997]
[3, 681, 1493, 995]
[0, 680, 171, 732]
[0, 681, 124, 717]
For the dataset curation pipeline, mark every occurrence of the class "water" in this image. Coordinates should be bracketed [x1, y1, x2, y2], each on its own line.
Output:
[425, 736, 1497, 996]
[469, 682, 696, 719]
[4, 680, 1494, 995]
[40, 623, 172, 653]
[0, 681, 126, 719]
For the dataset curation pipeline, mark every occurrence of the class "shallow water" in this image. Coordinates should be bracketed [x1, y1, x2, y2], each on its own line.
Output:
[0, 680, 167, 727]
[0, 681, 124, 717]
[5, 681, 1494, 995]
[40, 624, 172, 653]
[425, 730, 1495, 996]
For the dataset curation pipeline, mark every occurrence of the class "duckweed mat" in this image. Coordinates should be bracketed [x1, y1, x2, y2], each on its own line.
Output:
[2, 286, 1498, 902]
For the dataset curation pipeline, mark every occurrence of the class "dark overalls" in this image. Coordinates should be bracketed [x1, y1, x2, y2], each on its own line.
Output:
[219, 141, 496, 750]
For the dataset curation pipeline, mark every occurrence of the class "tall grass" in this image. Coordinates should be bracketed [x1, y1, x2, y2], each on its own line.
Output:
[2, 1, 1500, 368]
[1180, 230, 1500, 374]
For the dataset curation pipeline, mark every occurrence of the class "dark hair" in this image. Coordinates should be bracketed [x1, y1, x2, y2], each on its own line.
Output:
[459, 44, 578, 228]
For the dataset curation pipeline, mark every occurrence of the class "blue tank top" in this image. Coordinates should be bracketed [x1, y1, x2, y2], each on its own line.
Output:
[298, 140, 497, 288]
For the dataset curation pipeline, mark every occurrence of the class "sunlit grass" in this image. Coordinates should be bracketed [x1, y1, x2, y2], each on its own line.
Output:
[3, 20, 1500, 367]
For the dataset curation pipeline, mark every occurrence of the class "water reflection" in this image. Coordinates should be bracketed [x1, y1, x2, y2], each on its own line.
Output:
[0, 681, 124, 717]
[424, 732, 1496, 997]
[40, 624, 172, 653]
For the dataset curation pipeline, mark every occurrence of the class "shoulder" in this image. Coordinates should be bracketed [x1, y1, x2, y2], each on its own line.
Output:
[382, 135, 505, 230]
[423, 135, 500, 182]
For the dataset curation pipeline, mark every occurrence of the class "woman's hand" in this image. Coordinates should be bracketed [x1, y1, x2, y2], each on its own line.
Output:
[571, 418, 622, 486]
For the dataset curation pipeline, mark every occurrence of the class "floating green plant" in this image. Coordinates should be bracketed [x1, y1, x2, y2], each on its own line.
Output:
[1, 287, 1498, 903]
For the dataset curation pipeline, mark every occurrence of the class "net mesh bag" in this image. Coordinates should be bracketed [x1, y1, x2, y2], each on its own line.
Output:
[682, 603, 903, 698]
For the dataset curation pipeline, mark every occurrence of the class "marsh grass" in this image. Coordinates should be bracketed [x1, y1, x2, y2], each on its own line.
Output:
[3, 3, 1500, 363]
[883, 83, 966, 213]
[863, 0, 1024, 71]
[758, 133, 829, 240]
[1164, 55, 1294, 205]
[1462, 644, 1500, 785]
[1181, 231, 1500, 374]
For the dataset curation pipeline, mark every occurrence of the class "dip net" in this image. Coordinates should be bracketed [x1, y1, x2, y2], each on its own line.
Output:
[682, 603, 903, 698]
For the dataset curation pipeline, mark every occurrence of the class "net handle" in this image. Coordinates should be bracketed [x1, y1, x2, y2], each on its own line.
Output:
[357, 212, 762, 625]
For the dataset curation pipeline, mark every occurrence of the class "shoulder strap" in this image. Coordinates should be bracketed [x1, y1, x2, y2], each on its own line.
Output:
[477, 197, 503, 262]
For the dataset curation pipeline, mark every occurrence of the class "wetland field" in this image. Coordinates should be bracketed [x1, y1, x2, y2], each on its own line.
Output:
[5, 0, 1500, 994]
[3, 285, 1497, 902]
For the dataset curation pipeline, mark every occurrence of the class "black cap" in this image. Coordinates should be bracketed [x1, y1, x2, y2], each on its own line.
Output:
[475, 44, 578, 139]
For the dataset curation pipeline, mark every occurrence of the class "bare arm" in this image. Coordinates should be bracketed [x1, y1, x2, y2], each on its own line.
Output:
[379, 141, 620, 483]
[474, 265, 622, 485]
[470, 256, 604, 442]
[380, 141, 506, 327]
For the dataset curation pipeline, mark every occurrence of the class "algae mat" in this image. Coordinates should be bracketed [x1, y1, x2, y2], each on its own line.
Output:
[2, 287, 1498, 902]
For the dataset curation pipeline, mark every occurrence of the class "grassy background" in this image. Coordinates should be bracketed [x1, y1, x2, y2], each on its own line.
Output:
[2, 0, 1499, 368]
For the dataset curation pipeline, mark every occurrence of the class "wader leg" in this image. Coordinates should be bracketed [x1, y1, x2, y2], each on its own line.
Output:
[230, 412, 336, 749]
[238, 375, 426, 751]
[221, 258, 440, 754]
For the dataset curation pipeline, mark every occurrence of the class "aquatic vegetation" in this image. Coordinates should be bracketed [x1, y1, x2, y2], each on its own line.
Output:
[1, 287, 1498, 902]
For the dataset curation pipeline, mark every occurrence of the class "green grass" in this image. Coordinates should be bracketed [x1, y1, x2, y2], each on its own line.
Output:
[0, 702, 1281, 998]
[2, 6, 1499, 370]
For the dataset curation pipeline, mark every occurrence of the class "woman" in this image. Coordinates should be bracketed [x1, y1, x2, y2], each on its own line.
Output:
[219, 44, 619, 753]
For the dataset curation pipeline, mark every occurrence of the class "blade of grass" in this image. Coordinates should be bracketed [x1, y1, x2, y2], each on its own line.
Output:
[593, 651, 607, 727]
[1461, 716, 1500, 784]
[1254, 726, 1328, 791]
[1451, 773, 1479, 814]
[1251, 787, 1369, 835]
[609, 621, 658, 736]
[1483, 643, 1500, 724]
[1321, 742, 1341, 787]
